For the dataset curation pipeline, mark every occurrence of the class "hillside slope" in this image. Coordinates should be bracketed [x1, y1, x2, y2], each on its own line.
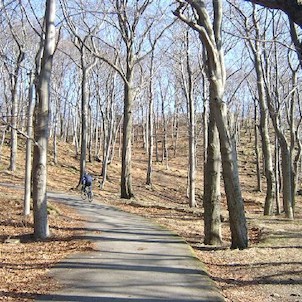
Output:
[0, 136, 301, 302]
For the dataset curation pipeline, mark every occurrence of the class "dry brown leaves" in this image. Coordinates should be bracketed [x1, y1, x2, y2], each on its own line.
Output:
[0, 183, 92, 301]
[1, 139, 302, 302]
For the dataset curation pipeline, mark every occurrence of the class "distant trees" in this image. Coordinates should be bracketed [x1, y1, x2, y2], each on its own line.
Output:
[246, 0, 302, 67]
[229, 2, 301, 218]
[180, 31, 197, 208]
[1, 0, 302, 244]
[245, 0, 302, 27]
[1, 4, 26, 171]
[229, 4, 276, 216]
[61, 0, 167, 198]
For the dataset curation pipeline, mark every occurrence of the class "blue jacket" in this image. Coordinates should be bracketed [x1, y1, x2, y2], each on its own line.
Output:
[82, 173, 92, 186]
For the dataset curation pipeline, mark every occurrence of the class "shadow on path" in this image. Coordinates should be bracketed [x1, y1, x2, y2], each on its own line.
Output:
[33, 192, 224, 302]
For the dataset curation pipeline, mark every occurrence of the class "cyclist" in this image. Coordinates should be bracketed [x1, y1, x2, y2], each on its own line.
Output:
[81, 172, 93, 201]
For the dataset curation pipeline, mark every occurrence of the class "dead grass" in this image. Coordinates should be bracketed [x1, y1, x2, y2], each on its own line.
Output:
[0, 136, 301, 302]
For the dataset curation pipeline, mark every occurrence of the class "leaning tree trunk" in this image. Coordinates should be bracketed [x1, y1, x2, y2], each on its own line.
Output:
[32, 0, 56, 240]
[212, 83, 248, 249]
[174, 0, 248, 249]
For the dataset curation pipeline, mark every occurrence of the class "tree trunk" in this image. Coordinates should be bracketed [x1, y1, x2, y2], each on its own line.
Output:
[0, 128, 7, 161]
[185, 31, 196, 208]
[251, 15, 276, 215]
[173, 103, 179, 157]
[109, 116, 121, 163]
[78, 52, 96, 185]
[275, 138, 281, 215]
[9, 50, 24, 171]
[121, 66, 134, 198]
[212, 88, 248, 249]
[174, 0, 248, 249]
[161, 90, 169, 170]
[155, 107, 159, 163]
[100, 90, 115, 190]
[254, 102, 262, 192]
[79, 64, 88, 185]
[53, 109, 58, 165]
[32, 0, 56, 240]
[146, 52, 154, 186]
[268, 99, 294, 219]
[293, 131, 301, 212]
[279, 139, 294, 219]
[203, 101, 222, 245]
[24, 71, 35, 216]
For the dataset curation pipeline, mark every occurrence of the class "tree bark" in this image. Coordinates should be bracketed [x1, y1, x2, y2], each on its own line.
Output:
[203, 101, 222, 245]
[8, 49, 24, 171]
[249, 8, 276, 215]
[174, 0, 248, 249]
[78, 49, 96, 186]
[32, 0, 56, 240]
[100, 72, 116, 190]
[184, 31, 196, 208]
[254, 101, 262, 192]
[146, 51, 155, 186]
[121, 76, 134, 198]
[24, 71, 35, 216]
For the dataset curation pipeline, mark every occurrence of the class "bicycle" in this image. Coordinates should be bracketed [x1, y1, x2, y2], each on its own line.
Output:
[81, 185, 93, 202]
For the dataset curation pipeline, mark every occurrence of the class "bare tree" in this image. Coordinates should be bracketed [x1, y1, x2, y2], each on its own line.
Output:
[24, 71, 35, 216]
[248, 6, 276, 215]
[179, 30, 197, 207]
[99, 67, 119, 190]
[246, 0, 302, 68]
[174, 0, 248, 249]
[146, 49, 155, 186]
[61, 0, 166, 198]
[32, 0, 56, 240]
[263, 38, 301, 219]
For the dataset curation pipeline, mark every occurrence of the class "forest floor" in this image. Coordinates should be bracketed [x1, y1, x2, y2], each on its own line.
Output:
[0, 137, 301, 302]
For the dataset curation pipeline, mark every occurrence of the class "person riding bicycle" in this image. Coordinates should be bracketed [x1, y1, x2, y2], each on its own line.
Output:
[81, 172, 93, 200]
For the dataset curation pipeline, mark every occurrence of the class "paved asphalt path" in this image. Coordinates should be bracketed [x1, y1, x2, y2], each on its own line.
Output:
[35, 192, 225, 302]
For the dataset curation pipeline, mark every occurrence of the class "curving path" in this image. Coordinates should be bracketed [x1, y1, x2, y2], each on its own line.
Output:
[35, 192, 225, 302]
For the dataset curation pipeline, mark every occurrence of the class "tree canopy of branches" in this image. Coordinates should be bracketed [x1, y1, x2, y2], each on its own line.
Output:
[245, 0, 302, 27]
